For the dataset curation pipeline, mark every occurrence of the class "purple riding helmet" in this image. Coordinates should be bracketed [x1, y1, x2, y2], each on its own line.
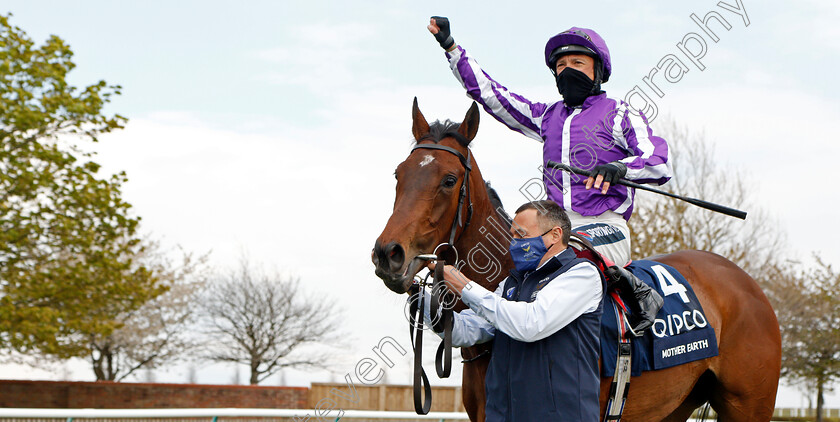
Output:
[544, 27, 612, 83]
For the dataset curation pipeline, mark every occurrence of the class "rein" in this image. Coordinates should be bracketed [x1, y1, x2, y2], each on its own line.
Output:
[408, 258, 453, 415]
[406, 141, 472, 415]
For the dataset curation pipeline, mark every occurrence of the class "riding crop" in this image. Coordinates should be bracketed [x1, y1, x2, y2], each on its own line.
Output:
[545, 161, 747, 220]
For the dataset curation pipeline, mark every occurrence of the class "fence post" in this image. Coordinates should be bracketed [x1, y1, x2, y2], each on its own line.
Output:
[379, 385, 386, 411]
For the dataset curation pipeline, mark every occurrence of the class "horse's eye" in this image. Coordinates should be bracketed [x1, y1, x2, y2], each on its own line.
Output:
[394, 171, 398, 180]
[442, 175, 458, 188]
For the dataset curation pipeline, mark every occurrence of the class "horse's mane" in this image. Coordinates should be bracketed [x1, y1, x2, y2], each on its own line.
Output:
[485, 181, 512, 227]
[413, 119, 470, 147]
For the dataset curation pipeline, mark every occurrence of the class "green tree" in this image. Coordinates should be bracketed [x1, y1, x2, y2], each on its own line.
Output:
[766, 257, 840, 422]
[88, 243, 208, 381]
[0, 14, 163, 359]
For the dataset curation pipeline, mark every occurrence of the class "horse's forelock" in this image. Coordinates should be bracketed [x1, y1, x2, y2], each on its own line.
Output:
[413, 119, 471, 147]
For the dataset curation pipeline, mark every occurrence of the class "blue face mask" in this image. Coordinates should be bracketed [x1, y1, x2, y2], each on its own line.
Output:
[508, 229, 555, 273]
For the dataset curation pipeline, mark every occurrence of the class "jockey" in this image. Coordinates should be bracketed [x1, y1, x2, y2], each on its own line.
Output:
[427, 17, 667, 334]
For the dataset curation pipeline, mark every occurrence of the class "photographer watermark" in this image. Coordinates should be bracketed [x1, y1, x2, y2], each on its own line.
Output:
[399, 0, 753, 332]
[294, 336, 407, 421]
[624, 0, 750, 121]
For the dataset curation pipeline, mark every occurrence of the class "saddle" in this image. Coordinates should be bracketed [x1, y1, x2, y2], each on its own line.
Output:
[569, 234, 663, 421]
[569, 234, 664, 337]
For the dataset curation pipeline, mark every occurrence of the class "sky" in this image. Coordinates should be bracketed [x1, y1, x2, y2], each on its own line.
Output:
[3, 0, 840, 409]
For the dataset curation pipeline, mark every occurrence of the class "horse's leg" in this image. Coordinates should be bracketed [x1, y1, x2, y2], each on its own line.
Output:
[608, 361, 710, 421]
[659, 371, 718, 421]
[461, 371, 484, 422]
[661, 252, 781, 422]
[460, 346, 490, 422]
[705, 292, 781, 422]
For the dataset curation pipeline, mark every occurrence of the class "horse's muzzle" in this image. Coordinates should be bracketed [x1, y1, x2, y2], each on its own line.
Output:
[372, 241, 417, 293]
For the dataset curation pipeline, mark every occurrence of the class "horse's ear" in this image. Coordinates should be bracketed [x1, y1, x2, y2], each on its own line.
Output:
[412, 97, 430, 141]
[458, 102, 480, 142]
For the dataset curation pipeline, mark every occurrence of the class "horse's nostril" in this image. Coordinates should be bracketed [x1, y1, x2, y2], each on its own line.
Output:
[384, 242, 405, 273]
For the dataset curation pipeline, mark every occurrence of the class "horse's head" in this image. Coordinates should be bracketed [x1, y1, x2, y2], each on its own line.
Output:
[372, 99, 481, 293]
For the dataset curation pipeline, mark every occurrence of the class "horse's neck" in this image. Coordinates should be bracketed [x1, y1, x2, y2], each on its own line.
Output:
[454, 184, 513, 292]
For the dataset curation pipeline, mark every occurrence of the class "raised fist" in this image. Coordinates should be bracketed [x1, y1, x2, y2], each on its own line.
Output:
[428, 16, 455, 50]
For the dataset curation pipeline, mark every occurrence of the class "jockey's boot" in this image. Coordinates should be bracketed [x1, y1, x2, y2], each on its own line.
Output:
[606, 266, 664, 337]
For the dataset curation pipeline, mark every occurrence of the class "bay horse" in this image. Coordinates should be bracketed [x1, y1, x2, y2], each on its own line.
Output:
[372, 99, 781, 421]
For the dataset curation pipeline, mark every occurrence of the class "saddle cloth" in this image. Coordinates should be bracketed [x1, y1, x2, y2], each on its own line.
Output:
[600, 260, 719, 377]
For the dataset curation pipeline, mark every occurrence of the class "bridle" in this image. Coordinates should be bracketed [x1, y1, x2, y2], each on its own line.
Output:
[411, 142, 474, 244]
[406, 140, 473, 415]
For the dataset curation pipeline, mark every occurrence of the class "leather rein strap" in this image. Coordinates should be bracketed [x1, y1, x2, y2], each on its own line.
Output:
[407, 142, 469, 415]
[408, 282, 432, 414]
[408, 261, 453, 415]
[430, 262, 453, 380]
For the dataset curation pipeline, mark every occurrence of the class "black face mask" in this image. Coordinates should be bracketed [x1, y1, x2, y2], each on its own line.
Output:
[555, 67, 595, 107]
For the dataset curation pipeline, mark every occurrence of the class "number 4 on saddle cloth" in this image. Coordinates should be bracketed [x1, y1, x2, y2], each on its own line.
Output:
[599, 260, 719, 376]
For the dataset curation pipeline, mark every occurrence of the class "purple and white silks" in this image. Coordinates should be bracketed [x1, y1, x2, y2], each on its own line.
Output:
[445, 46, 672, 221]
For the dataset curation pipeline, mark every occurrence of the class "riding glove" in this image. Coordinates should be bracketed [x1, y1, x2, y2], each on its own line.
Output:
[591, 162, 627, 185]
[430, 16, 455, 50]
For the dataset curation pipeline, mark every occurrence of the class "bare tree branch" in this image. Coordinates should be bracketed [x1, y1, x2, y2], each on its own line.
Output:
[630, 118, 785, 280]
[198, 257, 345, 384]
[630, 118, 840, 421]
[86, 240, 209, 381]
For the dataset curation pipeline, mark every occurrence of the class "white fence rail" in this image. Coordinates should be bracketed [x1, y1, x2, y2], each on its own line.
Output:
[0, 408, 817, 421]
[0, 408, 469, 421]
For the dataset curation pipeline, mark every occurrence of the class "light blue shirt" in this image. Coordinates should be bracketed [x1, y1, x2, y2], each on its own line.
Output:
[415, 253, 602, 346]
